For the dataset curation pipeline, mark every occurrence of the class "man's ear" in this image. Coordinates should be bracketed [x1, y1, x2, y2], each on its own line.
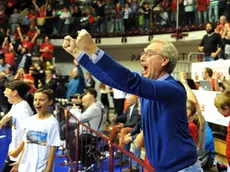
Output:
[161, 58, 169, 67]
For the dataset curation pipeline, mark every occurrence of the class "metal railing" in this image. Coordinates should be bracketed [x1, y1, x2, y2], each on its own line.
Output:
[56, 103, 154, 172]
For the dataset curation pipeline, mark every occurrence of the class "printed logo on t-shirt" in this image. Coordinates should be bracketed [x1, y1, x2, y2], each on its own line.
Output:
[26, 131, 48, 146]
[12, 117, 16, 129]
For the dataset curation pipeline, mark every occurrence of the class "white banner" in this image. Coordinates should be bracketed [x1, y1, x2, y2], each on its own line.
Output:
[192, 90, 230, 127]
[191, 59, 230, 81]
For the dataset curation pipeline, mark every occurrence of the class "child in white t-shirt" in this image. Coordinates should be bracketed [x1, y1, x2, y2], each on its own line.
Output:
[0, 80, 33, 172]
[9, 88, 60, 172]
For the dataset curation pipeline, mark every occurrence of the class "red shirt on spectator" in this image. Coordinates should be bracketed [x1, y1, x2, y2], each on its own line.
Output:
[171, 0, 177, 12]
[22, 40, 33, 51]
[189, 121, 198, 143]
[197, 0, 209, 11]
[39, 9, 46, 18]
[24, 74, 36, 93]
[40, 43, 54, 59]
[27, 30, 36, 40]
[28, 13, 37, 20]
[2, 43, 10, 54]
[226, 122, 230, 164]
[4, 52, 15, 66]
[14, 29, 25, 41]
[28, 13, 37, 26]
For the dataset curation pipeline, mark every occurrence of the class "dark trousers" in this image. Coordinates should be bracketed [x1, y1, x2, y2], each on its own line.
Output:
[113, 98, 125, 116]
[60, 121, 76, 141]
[1, 156, 16, 172]
[70, 134, 95, 167]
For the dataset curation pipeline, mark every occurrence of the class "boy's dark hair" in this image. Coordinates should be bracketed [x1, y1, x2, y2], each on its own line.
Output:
[5, 80, 30, 99]
[205, 67, 213, 77]
[35, 88, 54, 101]
[86, 88, 97, 98]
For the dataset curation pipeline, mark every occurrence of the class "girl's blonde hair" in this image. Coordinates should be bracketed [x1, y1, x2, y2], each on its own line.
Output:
[186, 100, 205, 147]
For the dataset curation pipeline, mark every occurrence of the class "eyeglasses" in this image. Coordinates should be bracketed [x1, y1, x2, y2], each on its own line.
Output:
[141, 49, 166, 58]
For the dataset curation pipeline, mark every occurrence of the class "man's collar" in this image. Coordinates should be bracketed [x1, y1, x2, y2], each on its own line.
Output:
[157, 74, 170, 81]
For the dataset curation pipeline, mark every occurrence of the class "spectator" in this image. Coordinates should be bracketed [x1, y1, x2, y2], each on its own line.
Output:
[95, 0, 106, 33]
[40, 36, 54, 65]
[26, 25, 38, 41]
[215, 15, 230, 37]
[201, 67, 220, 91]
[116, 99, 141, 167]
[63, 31, 201, 171]
[85, 72, 95, 89]
[27, 8, 37, 27]
[160, 0, 171, 24]
[33, 62, 45, 88]
[0, 56, 10, 72]
[99, 83, 110, 123]
[130, 0, 140, 29]
[182, 80, 215, 168]
[140, 1, 150, 30]
[222, 30, 230, 59]
[110, 94, 138, 146]
[66, 65, 85, 98]
[41, 69, 57, 91]
[9, 8, 21, 34]
[0, 5, 7, 29]
[16, 47, 32, 73]
[32, 0, 47, 18]
[59, 7, 72, 34]
[23, 66, 36, 93]
[214, 90, 230, 169]
[4, 44, 16, 67]
[197, 0, 208, 24]
[122, 105, 141, 172]
[198, 23, 223, 61]
[208, 0, 218, 22]
[44, 3, 54, 34]
[0, 80, 33, 172]
[17, 26, 40, 52]
[9, 88, 60, 172]
[3, 66, 14, 81]
[112, 88, 126, 117]
[219, 0, 227, 17]
[70, 88, 104, 171]
[2, 36, 11, 55]
[186, 100, 199, 143]
[184, 0, 194, 25]
[113, 3, 123, 32]
[71, 5, 82, 32]
[158, 7, 169, 26]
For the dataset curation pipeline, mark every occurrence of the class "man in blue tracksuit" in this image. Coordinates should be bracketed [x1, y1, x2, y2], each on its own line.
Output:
[62, 30, 203, 172]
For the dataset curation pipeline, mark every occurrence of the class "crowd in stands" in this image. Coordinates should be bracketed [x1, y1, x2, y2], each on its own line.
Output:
[0, 0, 230, 171]
[0, 0, 229, 38]
[198, 15, 230, 61]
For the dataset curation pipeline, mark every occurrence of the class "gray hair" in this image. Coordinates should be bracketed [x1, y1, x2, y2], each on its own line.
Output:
[151, 40, 179, 73]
